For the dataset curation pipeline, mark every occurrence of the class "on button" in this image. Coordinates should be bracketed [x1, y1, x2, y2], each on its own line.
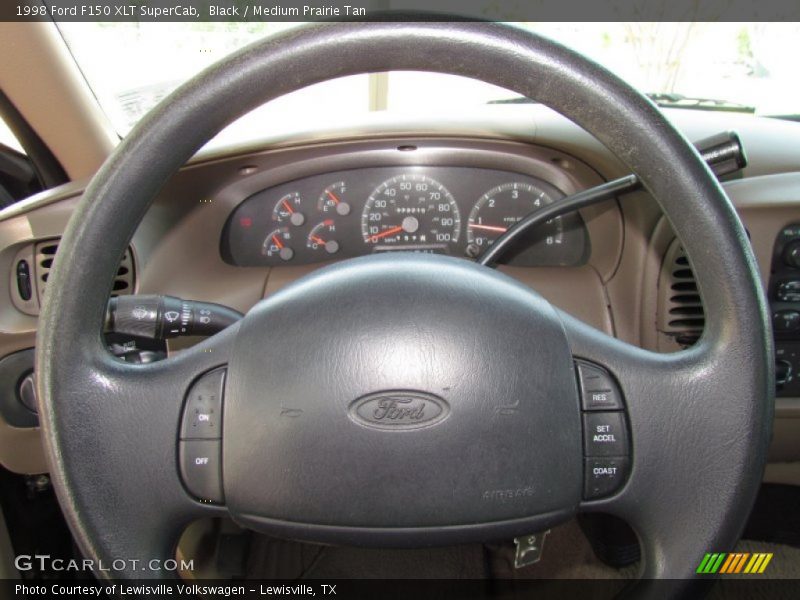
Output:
[181, 368, 225, 439]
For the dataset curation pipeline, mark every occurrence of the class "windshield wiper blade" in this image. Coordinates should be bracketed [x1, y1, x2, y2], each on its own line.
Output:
[488, 93, 755, 113]
[487, 96, 538, 105]
[646, 93, 755, 114]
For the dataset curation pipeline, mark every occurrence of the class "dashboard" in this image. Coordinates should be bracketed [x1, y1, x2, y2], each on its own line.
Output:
[0, 107, 799, 479]
[221, 166, 588, 267]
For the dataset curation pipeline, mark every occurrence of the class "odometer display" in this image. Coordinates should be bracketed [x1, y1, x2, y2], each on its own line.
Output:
[361, 174, 461, 250]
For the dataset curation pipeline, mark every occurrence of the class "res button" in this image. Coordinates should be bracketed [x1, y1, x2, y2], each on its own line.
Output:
[575, 361, 624, 411]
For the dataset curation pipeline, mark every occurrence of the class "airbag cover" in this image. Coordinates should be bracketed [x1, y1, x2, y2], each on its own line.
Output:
[224, 254, 581, 528]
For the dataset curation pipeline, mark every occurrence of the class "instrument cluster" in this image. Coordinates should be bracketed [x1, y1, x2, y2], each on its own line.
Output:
[221, 166, 589, 267]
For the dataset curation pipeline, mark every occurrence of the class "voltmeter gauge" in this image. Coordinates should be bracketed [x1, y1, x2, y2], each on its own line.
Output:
[262, 227, 294, 261]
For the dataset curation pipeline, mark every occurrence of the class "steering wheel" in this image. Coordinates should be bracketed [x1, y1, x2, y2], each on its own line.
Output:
[36, 21, 773, 593]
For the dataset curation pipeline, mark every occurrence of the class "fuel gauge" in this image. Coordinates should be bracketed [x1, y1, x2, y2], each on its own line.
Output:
[262, 227, 295, 261]
[306, 220, 340, 255]
[318, 182, 351, 216]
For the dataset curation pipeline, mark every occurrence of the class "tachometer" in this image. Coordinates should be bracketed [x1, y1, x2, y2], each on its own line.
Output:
[466, 182, 563, 257]
[361, 174, 460, 249]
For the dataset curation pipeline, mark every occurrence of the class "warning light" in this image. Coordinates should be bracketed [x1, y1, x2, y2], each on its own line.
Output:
[240, 217, 253, 228]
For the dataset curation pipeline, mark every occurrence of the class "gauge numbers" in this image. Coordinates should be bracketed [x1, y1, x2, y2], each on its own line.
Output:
[467, 182, 563, 255]
[361, 174, 460, 249]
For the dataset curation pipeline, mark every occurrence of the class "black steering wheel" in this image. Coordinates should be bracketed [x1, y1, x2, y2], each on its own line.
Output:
[36, 21, 773, 593]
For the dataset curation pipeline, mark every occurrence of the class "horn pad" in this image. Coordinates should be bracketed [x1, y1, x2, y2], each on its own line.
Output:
[224, 254, 582, 544]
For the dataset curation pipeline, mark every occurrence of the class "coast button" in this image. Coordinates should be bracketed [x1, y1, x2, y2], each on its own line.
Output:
[584, 456, 629, 499]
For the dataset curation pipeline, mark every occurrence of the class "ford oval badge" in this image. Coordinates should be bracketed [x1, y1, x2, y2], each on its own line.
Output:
[349, 391, 450, 430]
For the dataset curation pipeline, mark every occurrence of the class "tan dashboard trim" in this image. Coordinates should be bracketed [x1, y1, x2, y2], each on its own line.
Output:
[1, 137, 797, 474]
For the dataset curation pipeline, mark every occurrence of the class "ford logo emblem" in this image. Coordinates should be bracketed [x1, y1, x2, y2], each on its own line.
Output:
[348, 391, 450, 430]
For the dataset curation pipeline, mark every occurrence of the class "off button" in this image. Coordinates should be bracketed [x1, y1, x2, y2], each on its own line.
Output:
[583, 412, 629, 457]
[179, 440, 223, 503]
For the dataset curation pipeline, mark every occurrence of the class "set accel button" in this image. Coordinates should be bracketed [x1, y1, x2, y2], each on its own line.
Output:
[582, 412, 628, 457]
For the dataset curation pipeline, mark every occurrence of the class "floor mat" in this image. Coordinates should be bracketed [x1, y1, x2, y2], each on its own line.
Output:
[743, 484, 800, 549]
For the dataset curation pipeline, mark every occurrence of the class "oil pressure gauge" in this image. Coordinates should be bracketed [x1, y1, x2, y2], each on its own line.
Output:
[272, 192, 306, 227]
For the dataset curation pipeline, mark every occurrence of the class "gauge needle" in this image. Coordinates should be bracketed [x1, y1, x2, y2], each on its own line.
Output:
[326, 190, 340, 204]
[469, 223, 508, 233]
[311, 236, 326, 245]
[272, 234, 284, 249]
[282, 199, 295, 214]
[371, 225, 404, 241]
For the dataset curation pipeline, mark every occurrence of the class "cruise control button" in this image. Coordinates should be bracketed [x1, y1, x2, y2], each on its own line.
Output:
[773, 310, 800, 332]
[575, 361, 623, 411]
[583, 412, 629, 457]
[777, 280, 800, 302]
[179, 440, 223, 503]
[584, 456, 629, 499]
[181, 368, 225, 439]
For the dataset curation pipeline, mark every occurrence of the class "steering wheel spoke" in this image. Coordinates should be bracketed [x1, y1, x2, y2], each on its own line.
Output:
[559, 310, 769, 580]
[38, 325, 237, 577]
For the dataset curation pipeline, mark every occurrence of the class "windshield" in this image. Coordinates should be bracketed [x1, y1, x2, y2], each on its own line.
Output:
[57, 22, 800, 147]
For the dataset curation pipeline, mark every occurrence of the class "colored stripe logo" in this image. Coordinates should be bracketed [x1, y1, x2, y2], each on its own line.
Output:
[697, 552, 773, 574]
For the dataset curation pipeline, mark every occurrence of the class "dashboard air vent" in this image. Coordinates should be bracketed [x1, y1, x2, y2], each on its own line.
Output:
[34, 239, 135, 302]
[657, 239, 704, 347]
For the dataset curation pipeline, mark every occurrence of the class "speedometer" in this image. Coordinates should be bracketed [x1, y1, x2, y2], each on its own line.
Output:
[361, 174, 460, 250]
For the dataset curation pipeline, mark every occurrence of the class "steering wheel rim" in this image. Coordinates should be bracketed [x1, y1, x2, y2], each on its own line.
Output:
[36, 21, 773, 591]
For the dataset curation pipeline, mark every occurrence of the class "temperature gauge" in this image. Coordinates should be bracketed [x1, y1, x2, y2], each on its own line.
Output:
[306, 220, 340, 255]
[262, 227, 295, 261]
[272, 192, 306, 227]
[318, 182, 351, 216]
